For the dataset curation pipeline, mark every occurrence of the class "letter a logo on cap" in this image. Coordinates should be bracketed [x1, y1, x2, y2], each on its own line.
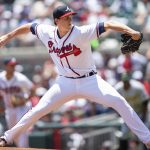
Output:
[65, 6, 71, 12]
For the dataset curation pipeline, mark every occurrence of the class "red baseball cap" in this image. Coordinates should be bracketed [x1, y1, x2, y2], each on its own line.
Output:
[53, 5, 77, 19]
[3, 57, 18, 65]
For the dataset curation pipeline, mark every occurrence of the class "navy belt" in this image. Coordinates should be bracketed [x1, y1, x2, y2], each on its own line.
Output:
[64, 71, 97, 79]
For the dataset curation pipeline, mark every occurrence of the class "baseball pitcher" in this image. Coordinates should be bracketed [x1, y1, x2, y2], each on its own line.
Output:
[0, 5, 150, 149]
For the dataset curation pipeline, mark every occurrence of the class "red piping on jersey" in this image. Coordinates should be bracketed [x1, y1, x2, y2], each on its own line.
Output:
[62, 26, 80, 76]
[65, 57, 80, 76]
[54, 28, 64, 67]
[62, 26, 74, 46]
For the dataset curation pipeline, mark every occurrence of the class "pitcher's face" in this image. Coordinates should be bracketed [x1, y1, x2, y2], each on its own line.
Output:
[56, 15, 73, 30]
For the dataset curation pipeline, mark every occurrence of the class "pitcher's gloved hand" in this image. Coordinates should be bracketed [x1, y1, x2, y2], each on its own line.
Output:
[120, 32, 143, 54]
[11, 95, 27, 107]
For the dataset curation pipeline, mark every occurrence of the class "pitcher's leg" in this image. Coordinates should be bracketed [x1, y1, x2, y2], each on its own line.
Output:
[82, 76, 150, 144]
[14, 133, 28, 148]
[4, 82, 75, 144]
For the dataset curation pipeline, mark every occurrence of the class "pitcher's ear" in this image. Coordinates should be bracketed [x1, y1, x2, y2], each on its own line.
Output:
[54, 18, 59, 25]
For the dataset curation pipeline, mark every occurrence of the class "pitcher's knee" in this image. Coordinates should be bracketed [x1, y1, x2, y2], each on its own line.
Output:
[28, 106, 49, 120]
[23, 108, 41, 122]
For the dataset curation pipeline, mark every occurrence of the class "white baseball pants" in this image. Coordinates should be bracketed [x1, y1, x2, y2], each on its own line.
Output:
[4, 75, 150, 144]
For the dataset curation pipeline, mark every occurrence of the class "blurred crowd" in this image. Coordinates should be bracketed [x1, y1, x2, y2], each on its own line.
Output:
[0, 0, 150, 47]
[0, 0, 150, 149]
[0, 49, 148, 149]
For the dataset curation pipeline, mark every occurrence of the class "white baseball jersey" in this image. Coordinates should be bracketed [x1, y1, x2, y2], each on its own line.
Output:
[32, 23, 104, 77]
[0, 71, 33, 108]
[0, 71, 33, 147]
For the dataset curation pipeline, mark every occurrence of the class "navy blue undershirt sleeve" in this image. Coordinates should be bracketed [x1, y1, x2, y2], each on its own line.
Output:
[99, 22, 105, 34]
[30, 23, 38, 35]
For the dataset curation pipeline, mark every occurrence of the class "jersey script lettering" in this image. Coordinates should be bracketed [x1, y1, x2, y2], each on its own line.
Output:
[48, 40, 81, 58]
[0, 86, 21, 94]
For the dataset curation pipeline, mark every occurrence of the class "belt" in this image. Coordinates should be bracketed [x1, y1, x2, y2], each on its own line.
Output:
[64, 71, 97, 79]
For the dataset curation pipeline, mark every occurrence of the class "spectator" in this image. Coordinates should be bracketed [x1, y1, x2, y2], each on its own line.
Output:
[84, 101, 108, 117]
[115, 72, 149, 149]
[144, 49, 150, 96]
[117, 52, 147, 75]
[31, 86, 47, 107]
[115, 73, 148, 120]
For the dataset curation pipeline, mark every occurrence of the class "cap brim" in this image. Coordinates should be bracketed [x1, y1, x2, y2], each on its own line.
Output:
[9, 62, 17, 65]
[6, 61, 18, 65]
[60, 12, 77, 18]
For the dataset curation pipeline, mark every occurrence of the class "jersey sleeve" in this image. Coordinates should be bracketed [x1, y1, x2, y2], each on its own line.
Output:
[30, 23, 53, 46]
[98, 22, 105, 35]
[79, 22, 105, 41]
[30, 23, 45, 39]
[18, 73, 34, 90]
[30, 23, 38, 35]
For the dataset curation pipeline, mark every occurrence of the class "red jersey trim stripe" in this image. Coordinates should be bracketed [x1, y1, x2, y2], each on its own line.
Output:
[62, 26, 80, 76]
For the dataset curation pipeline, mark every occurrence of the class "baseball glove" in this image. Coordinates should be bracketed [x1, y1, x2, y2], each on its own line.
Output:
[120, 33, 143, 54]
[11, 94, 27, 107]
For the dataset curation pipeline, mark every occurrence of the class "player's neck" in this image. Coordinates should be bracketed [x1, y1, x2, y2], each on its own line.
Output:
[6, 72, 14, 80]
[57, 29, 69, 38]
[57, 25, 72, 38]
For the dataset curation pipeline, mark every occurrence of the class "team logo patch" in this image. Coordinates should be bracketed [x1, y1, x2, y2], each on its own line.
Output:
[48, 41, 81, 58]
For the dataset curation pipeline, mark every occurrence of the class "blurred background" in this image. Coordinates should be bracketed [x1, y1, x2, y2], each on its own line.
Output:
[0, 0, 150, 150]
